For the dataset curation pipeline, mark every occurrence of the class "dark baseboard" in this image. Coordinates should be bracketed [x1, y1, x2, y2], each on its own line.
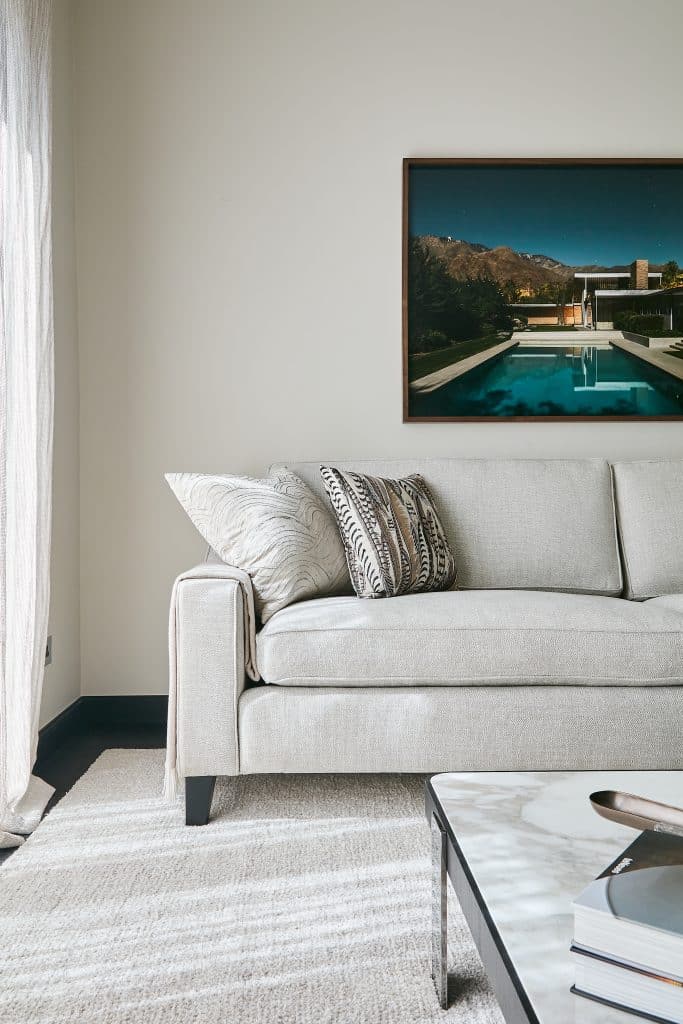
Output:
[37, 698, 85, 761]
[80, 695, 168, 727]
[38, 695, 168, 760]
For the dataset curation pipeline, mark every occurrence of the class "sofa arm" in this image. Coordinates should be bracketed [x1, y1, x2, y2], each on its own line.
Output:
[164, 563, 258, 799]
[177, 575, 245, 778]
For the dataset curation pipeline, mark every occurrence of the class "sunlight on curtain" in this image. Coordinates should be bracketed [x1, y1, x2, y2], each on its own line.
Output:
[0, 0, 55, 848]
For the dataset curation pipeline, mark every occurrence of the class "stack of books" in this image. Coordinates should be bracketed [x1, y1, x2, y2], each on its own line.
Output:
[572, 830, 683, 1023]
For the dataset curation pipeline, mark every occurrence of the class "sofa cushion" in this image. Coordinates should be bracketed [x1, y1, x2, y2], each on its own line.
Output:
[612, 460, 683, 600]
[648, 594, 683, 615]
[274, 459, 622, 596]
[256, 590, 683, 687]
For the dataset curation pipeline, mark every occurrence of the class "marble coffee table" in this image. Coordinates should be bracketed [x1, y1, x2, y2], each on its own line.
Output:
[426, 770, 683, 1022]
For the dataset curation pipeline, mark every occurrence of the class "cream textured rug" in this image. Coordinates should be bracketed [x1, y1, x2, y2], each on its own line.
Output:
[0, 750, 503, 1023]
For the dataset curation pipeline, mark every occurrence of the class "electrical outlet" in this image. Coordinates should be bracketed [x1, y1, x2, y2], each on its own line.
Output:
[45, 635, 52, 667]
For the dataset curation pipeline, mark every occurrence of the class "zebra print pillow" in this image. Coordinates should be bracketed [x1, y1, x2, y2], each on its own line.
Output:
[319, 467, 457, 599]
[166, 469, 350, 623]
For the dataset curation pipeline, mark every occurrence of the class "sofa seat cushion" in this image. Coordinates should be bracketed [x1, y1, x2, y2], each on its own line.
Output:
[256, 590, 683, 687]
[647, 594, 683, 615]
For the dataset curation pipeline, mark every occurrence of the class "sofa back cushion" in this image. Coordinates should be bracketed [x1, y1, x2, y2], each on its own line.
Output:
[612, 460, 683, 600]
[274, 459, 622, 596]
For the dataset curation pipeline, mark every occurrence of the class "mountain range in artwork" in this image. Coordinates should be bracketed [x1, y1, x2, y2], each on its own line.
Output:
[416, 235, 664, 291]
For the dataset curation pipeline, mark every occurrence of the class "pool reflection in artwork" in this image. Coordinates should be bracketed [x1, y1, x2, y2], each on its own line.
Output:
[409, 346, 683, 418]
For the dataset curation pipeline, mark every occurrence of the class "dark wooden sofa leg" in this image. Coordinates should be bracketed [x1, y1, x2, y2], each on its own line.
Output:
[185, 775, 217, 826]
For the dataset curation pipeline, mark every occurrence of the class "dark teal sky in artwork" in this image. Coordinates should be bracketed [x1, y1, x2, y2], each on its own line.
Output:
[408, 164, 683, 267]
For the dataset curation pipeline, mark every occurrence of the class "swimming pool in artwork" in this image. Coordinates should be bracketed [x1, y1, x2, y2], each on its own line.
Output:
[410, 345, 683, 418]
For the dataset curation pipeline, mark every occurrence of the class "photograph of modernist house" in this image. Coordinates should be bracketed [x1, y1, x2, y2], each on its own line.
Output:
[404, 160, 683, 419]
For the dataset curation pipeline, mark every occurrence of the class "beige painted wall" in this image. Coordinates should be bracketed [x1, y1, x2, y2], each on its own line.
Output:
[42, 0, 81, 725]
[73, 0, 683, 696]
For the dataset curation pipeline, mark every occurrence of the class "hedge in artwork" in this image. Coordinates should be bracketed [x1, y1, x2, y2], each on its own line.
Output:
[408, 239, 513, 354]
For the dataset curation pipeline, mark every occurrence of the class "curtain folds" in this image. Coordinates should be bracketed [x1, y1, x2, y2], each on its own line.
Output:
[0, 0, 55, 848]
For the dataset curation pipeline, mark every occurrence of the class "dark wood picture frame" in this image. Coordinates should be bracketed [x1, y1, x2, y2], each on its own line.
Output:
[402, 158, 683, 422]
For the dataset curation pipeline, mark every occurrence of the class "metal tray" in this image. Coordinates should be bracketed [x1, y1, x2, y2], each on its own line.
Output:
[590, 789, 683, 837]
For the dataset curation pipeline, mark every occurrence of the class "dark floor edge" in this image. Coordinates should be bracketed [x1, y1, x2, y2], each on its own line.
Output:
[38, 694, 168, 759]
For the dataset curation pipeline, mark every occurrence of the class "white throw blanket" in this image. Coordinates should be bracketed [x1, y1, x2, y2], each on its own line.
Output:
[163, 563, 259, 798]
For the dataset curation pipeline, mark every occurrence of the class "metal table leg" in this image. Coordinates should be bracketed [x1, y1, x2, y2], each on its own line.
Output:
[431, 811, 448, 1009]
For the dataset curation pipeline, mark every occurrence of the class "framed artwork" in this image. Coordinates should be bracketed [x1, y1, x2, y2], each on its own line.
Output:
[402, 158, 683, 421]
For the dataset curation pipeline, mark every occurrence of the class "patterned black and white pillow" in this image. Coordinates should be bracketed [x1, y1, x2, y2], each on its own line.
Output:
[319, 467, 457, 599]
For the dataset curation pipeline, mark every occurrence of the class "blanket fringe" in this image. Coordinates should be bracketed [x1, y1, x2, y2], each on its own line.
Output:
[163, 763, 180, 801]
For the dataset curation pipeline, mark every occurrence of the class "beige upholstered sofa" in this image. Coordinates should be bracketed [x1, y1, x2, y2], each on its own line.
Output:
[168, 458, 683, 825]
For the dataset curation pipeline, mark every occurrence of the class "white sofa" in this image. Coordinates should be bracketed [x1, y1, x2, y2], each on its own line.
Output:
[170, 458, 683, 825]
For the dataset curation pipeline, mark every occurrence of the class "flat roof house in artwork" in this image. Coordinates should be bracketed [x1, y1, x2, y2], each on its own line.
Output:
[577, 259, 683, 331]
[508, 259, 683, 332]
[508, 300, 584, 327]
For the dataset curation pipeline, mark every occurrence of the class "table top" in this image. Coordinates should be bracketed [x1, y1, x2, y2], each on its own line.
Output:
[429, 770, 683, 1024]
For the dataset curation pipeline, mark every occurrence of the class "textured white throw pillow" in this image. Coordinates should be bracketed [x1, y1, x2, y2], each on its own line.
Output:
[166, 470, 350, 622]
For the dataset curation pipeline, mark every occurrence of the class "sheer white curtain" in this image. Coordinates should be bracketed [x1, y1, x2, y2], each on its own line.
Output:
[0, 0, 54, 848]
